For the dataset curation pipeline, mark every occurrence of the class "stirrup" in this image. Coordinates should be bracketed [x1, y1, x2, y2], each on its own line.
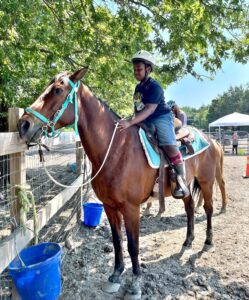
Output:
[171, 176, 190, 199]
[172, 187, 185, 199]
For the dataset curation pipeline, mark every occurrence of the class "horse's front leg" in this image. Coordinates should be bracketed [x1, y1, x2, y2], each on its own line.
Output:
[102, 204, 124, 293]
[123, 203, 142, 299]
[183, 195, 195, 248]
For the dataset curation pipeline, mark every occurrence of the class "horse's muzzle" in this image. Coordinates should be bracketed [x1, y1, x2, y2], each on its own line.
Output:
[18, 119, 42, 144]
[18, 119, 31, 138]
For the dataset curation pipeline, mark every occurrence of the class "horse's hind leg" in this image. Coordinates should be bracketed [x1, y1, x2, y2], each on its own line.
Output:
[216, 165, 227, 213]
[216, 172, 227, 213]
[102, 204, 124, 293]
[143, 198, 152, 215]
[183, 194, 195, 248]
[215, 142, 227, 213]
[199, 181, 215, 251]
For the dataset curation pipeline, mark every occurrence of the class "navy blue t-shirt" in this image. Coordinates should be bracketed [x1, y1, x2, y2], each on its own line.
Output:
[133, 77, 171, 120]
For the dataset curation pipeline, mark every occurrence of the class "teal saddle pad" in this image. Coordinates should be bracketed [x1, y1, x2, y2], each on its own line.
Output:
[139, 127, 210, 169]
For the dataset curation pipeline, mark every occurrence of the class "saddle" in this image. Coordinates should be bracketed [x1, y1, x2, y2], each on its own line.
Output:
[139, 120, 195, 155]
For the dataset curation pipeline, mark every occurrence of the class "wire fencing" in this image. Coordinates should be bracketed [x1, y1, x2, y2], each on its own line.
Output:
[0, 133, 92, 299]
[206, 130, 249, 155]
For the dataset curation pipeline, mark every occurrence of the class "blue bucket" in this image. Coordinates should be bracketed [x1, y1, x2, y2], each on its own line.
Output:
[83, 202, 103, 227]
[8, 243, 62, 300]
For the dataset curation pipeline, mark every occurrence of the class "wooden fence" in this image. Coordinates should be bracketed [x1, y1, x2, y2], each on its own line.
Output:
[0, 108, 86, 275]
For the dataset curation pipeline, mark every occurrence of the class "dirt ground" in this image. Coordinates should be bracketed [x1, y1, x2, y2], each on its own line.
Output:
[60, 156, 249, 300]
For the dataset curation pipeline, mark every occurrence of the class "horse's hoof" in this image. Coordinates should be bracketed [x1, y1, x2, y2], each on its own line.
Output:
[181, 246, 193, 259]
[203, 244, 215, 253]
[102, 281, 121, 293]
[220, 207, 226, 214]
[143, 209, 151, 216]
[182, 245, 192, 251]
[182, 239, 194, 249]
[124, 289, 142, 300]
[124, 275, 142, 300]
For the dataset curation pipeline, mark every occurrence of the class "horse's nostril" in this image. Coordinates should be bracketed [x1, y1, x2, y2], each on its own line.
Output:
[18, 120, 30, 137]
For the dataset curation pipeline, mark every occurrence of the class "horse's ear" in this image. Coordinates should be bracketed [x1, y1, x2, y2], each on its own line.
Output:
[70, 67, 88, 82]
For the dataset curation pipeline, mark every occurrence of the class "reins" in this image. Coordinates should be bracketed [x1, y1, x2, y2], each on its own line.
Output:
[39, 122, 119, 188]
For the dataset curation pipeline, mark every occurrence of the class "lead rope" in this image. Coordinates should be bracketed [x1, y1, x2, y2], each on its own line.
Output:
[39, 122, 120, 188]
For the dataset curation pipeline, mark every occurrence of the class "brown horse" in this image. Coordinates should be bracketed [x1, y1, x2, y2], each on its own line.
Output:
[18, 69, 226, 298]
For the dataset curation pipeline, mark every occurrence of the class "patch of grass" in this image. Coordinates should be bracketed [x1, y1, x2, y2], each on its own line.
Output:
[238, 149, 246, 156]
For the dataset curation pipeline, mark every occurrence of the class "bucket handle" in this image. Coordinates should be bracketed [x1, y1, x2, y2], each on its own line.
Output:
[86, 195, 102, 204]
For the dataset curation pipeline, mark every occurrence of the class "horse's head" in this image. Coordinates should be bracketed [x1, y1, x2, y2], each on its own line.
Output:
[18, 68, 88, 144]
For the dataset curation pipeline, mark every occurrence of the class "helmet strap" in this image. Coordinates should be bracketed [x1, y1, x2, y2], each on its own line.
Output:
[141, 64, 151, 82]
[141, 72, 150, 84]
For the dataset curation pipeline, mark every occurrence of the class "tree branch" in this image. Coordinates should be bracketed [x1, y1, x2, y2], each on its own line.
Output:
[80, 0, 88, 17]
[42, 0, 64, 27]
[225, 28, 242, 43]
[65, 56, 87, 68]
[14, 43, 54, 54]
[126, 0, 169, 23]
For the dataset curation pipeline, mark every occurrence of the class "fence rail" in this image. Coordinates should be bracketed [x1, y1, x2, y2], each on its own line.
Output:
[0, 133, 27, 156]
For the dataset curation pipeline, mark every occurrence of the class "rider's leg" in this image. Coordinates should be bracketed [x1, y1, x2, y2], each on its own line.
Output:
[161, 145, 190, 198]
[153, 113, 190, 198]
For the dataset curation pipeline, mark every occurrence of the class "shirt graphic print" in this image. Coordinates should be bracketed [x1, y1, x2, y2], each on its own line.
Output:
[133, 91, 145, 112]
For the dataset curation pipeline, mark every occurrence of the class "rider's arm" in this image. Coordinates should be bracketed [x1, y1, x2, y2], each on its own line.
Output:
[130, 104, 158, 125]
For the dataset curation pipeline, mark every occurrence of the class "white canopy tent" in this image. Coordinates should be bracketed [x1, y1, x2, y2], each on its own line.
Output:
[209, 112, 249, 128]
[209, 112, 249, 142]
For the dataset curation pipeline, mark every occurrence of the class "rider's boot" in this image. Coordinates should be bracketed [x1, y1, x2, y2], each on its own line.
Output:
[171, 162, 190, 199]
[161, 147, 190, 199]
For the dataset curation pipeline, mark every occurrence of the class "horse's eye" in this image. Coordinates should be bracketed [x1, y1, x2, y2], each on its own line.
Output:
[54, 88, 63, 95]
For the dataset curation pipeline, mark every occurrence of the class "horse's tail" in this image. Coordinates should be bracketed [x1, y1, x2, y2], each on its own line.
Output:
[192, 177, 203, 209]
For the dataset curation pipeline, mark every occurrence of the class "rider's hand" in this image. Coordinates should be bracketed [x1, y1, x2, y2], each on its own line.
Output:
[117, 120, 132, 131]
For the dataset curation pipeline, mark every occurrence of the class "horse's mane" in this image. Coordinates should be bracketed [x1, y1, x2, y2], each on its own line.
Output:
[97, 97, 121, 119]
[87, 85, 121, 119]
[48, 72, 121, 119]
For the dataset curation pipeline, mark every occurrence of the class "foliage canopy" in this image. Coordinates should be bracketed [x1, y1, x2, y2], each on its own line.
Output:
[182, 83, 249, 130]
[0, 0, 248, 123]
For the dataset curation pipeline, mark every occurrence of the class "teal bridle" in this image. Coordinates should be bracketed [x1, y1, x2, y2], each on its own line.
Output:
[25, 78, 80, 138]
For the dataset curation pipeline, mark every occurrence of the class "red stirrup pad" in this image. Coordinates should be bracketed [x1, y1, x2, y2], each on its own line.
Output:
[169, 152, 183, 165]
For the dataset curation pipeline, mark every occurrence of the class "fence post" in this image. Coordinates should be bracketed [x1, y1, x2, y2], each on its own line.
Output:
[8, 108, 26, 227]
[8, 108, 26, 300]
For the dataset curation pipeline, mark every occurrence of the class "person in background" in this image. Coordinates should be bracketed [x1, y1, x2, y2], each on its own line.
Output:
[232, 131, 239, 155]
[167, 100, 187, 127]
